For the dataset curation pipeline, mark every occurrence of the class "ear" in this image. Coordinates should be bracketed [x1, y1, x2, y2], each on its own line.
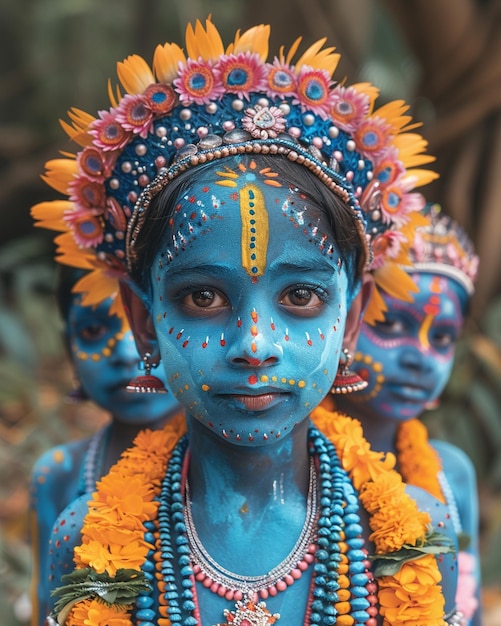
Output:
[343, 272, 374, 355]
[119, 279, 160, 363]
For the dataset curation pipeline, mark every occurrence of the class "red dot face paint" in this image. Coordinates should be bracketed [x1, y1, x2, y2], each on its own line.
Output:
[151, 159, 349, 445]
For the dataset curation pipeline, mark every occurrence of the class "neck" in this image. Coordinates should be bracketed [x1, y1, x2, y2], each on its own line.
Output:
[187, 417, 311, 504]
[185, 417, 312, 575]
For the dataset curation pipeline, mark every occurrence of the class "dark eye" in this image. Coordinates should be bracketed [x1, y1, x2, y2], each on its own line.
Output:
[181, 288, 229, 314]
[374, 318, 405, 335]
[78, 323, 108, 341]
[431, 329, 456, 349]
[279, 286, 325, 317]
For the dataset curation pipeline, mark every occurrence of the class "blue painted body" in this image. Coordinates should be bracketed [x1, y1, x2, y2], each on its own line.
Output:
[29, 295, 181, 625]
[336, 272, 481, 625]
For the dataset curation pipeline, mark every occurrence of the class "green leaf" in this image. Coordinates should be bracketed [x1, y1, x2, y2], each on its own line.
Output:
[370, 528, 455, 577]
[52, 567, 151, 616]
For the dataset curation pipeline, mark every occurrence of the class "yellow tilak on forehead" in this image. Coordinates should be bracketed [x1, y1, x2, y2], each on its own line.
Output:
[215, 161, 281, 278]
[418, 275, 442, 351]
[239, 184, 269, 278]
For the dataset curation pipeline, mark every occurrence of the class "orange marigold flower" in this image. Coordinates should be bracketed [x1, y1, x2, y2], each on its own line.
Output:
[358, 469, 404, 513]
[311, 407, 395, 488]
[67, 597, 133, 625]
[368, 506, 430, 553]
[75, 538, 150, 576]
[74, 539, 116, 574]
[378, 555, 445, 624]
[89, 474, 157, 521]
[396, 419, 445, 503]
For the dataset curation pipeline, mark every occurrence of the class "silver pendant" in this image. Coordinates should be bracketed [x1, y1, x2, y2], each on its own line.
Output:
[216, 596, 280, 626]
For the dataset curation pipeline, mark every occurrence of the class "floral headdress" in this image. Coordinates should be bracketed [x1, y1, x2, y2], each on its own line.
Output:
[31, 18, 437, 325]
[409, 202, 478, 296]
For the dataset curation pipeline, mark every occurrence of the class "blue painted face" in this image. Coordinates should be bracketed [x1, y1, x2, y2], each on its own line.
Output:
[149, 160, 353, 445]
[68, 295, 179, 423]
[352, 272, 468, 421]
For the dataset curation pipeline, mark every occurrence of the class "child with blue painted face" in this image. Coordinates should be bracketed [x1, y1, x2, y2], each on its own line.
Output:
[29, 267, 183, 625]
[334, 204, 480, 625]
[33, 20, 463, 625]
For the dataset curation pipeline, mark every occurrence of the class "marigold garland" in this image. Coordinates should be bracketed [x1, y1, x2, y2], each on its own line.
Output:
[54, 409, 449, 626]
[311, 407, 447, 626]
[65, 412, 186, 623]
[395, 418, 445, 503]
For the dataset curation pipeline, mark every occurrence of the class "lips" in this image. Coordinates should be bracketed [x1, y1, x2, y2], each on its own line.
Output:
[215, 386, 291, 412]
[385, 381, 431, 402]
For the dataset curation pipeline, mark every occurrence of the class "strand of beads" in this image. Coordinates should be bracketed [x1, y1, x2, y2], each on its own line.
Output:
[135, 520, 158, 625]
[157, 435, 197, 626]
[308, 427, 374, 626]
[185, 457, 318, 600]
[149, 428, 377, 626]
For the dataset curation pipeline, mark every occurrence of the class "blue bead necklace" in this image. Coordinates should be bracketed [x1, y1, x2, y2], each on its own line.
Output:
[134, 427, 376, 625]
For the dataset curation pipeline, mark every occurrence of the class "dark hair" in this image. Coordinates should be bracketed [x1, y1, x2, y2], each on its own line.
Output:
[130, 154, 365, 295]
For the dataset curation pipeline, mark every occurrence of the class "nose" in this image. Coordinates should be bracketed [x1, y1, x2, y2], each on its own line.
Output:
[225, 310, 283, 368]
[109, 329, 141, 369]
[398, 345, 431, 373]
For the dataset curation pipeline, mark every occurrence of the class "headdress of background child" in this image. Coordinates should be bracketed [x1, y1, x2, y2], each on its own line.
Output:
[409, 202, 479, 297]
[31, 18, 437, 394]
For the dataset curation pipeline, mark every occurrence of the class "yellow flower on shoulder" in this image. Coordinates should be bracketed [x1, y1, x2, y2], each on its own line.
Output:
[89, 473, 157, 527]
[67, 598, 132, 625]
[73, 540, 116, 576]
[378, 554, 445, 625]
[311, 407, 395, 488]
[74, 537, 150, 576]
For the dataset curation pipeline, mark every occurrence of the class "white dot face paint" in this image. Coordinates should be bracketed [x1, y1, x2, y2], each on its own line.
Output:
[149, 159, 350, 446]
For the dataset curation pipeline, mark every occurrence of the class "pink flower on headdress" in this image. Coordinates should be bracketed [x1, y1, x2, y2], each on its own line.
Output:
[77, 147, 116, 183]
[216, 52, 267, 100]
[174, 58, 224, 105]
[354, 116, 393, 159]
[370, 230, 407, 270]
[63, 206, 104, 248]
[330, 86, 370, 133]
[381, 183, 425, 227]
[266, 59, 297, 99]
[115, 94, 154, 138]
[69, 177, 106, 214]
[294, 67, 336, 119]
[143, 83, 177, 115]
[373, 149, 405, 186]
[89, 109, 131, 152]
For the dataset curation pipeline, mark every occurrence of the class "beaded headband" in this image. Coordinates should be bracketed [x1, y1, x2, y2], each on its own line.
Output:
[409, 203, 478, 296]
[31, 18, 438, 325]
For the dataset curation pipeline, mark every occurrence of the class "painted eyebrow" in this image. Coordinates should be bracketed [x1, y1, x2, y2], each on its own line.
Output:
[268, 259, 337, 277]
[158, 263, 240, 280]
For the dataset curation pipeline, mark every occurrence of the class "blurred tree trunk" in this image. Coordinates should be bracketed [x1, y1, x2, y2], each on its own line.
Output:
[383, 0, 501, 320]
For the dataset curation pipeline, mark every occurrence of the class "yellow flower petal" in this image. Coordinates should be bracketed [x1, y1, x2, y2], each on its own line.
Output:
[230, 24, 270, 61]
[374, 264, 419, 303]
[153, 41, 186, 83]
[31, 200, 72, 232]
[41, 158, 78, 195]
[116, 54, 155, 94]
[294, 37, 340, 77]
[185, 18, 224, 61]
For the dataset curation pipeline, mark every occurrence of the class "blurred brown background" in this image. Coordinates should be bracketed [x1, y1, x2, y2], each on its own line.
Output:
[1, 0, 501, 623]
